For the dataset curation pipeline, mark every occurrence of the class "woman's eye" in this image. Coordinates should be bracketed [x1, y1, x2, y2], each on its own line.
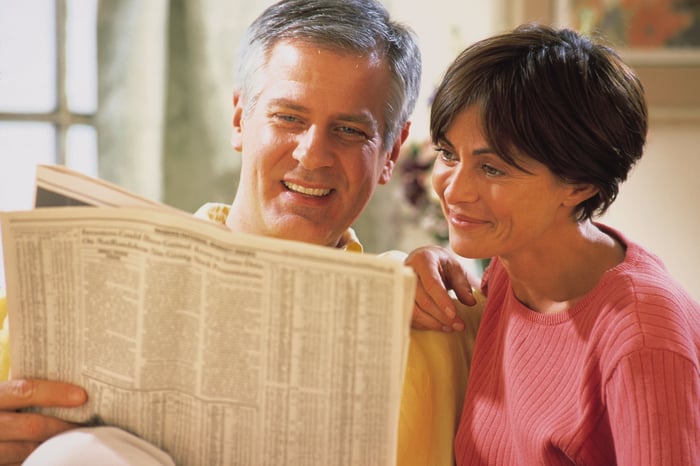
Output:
[482, 164, 505, 176]
[435, 147, 457, 163]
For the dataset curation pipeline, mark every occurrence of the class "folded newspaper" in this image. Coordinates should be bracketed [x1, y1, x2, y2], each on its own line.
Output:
[1, 165, 415, 465]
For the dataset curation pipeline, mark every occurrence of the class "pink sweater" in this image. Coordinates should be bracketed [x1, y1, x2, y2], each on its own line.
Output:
[454, 225, 700, 465]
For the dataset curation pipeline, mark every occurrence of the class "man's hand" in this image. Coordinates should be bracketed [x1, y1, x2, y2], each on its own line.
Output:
[0, 379, 86, 465]
[405, 245, 480, 331]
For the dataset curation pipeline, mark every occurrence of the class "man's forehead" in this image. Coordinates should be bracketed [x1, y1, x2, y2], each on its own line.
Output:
[251, 40, 390, 130]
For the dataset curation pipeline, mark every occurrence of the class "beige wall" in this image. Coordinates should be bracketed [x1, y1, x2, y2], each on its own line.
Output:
[387, 0, 506, 144]
[602, 116, 700, 301]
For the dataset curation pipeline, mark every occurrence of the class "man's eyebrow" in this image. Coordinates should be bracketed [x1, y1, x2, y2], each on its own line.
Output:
[337, 112, 378, 130]
[267, 98, 308, 112]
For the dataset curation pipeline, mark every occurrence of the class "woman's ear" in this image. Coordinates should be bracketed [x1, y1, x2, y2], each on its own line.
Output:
[231, 91, 244, 152]
[562, 183, 599, 207]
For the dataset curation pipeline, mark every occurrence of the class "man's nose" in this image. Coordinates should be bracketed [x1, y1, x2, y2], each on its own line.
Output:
[292, 126, 334, 169]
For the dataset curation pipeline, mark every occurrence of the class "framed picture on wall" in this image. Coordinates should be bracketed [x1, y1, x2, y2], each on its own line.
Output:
[510, 0, 700, 120]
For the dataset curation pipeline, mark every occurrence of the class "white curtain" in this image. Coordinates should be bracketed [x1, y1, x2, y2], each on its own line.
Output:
[97, 0, 274, 212]
[97, 0, 169, 202]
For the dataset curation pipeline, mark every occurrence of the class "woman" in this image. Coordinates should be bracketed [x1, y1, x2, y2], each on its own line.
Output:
[421, 24, 700, 465]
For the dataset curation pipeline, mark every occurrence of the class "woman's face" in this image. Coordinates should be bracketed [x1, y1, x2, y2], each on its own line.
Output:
[431, 106, 581, 260]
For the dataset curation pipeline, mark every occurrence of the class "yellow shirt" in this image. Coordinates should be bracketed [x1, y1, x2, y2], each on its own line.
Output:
[0, 294, 8, 382]
[1, 203, 482, 465]
[396, 301, 481, 466]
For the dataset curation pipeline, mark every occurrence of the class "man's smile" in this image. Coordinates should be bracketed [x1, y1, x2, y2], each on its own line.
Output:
[282, 181, 332, 197]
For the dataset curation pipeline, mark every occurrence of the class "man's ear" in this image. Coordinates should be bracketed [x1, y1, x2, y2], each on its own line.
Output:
[378, 121, 411, 185]
[231, 91, 244, 152]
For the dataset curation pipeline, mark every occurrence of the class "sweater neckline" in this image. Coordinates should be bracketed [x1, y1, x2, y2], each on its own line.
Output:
[504, 224, 639, 325]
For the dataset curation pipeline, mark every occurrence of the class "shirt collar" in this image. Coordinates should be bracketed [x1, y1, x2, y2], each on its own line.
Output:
[194, 202, 363, 253]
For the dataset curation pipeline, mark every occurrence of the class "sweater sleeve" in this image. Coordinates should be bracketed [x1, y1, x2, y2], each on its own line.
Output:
[605, 348, 700, 465]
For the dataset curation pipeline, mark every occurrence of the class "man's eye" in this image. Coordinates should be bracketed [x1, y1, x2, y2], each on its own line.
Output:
[273, 113, 301, 123]
[338, 126, 367, 139]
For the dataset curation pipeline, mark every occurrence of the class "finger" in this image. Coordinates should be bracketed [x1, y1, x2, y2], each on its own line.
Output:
[412, 287, 465, 331]
[0, 380, 86, 411]
[466, 269, 482, 291]
[0, 440, 39, 466]
[0, 410, 79, 442]
[411, 305, 447, 331]
[413, 275, 456, 327]
[406, 247, 466, 328]
[443, 260, 477, 306]
[412, 254, 458, 316]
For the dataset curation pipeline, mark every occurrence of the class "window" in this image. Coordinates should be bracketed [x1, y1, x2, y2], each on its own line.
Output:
[0, 0, 98, 212]
[0, 0, 97, 287]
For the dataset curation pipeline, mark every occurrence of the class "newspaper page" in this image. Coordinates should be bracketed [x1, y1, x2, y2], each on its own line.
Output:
[1, 179, 415, 465]
[33, 163, 179, 211]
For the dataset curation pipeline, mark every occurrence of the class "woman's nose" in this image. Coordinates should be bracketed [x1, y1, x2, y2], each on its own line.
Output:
[442, 168, 479, 204]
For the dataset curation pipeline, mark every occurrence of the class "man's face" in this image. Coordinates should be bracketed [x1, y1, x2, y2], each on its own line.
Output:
[227, 40, 404, 247]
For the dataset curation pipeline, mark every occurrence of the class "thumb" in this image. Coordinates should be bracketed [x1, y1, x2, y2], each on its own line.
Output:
[0, 379, 86, 411]
[443, 258, 478, 306]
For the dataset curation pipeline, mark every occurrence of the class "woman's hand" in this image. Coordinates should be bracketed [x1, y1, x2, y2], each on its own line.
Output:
[405, 245, 480, 331]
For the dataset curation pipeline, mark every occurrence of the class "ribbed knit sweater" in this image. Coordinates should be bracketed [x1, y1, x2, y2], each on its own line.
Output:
[454, 225, 700, 465]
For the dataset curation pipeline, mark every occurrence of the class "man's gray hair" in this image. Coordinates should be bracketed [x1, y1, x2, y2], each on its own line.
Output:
[235, 0, 422, 150]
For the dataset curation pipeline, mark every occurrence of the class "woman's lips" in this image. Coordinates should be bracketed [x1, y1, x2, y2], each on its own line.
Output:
[448, 210, 488, 227]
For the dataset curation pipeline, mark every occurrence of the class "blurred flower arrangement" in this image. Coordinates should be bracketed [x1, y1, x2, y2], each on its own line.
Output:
[397, 139, 449, 245]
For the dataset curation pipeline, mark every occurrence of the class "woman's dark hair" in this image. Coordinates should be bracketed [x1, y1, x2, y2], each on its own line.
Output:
[431, 23, 648, 220]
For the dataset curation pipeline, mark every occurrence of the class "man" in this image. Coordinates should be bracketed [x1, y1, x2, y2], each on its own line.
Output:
[0, 0, 482, 464]
[1, 1, 478, 464]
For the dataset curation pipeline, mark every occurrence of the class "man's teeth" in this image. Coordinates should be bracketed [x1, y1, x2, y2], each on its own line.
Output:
[283, 181, 331, 197]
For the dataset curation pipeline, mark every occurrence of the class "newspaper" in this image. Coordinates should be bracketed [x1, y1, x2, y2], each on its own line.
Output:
[1, 165, 415, 465]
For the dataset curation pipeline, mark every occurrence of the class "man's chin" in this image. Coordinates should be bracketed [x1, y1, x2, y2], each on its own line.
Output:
[270, 220, 340, 248]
